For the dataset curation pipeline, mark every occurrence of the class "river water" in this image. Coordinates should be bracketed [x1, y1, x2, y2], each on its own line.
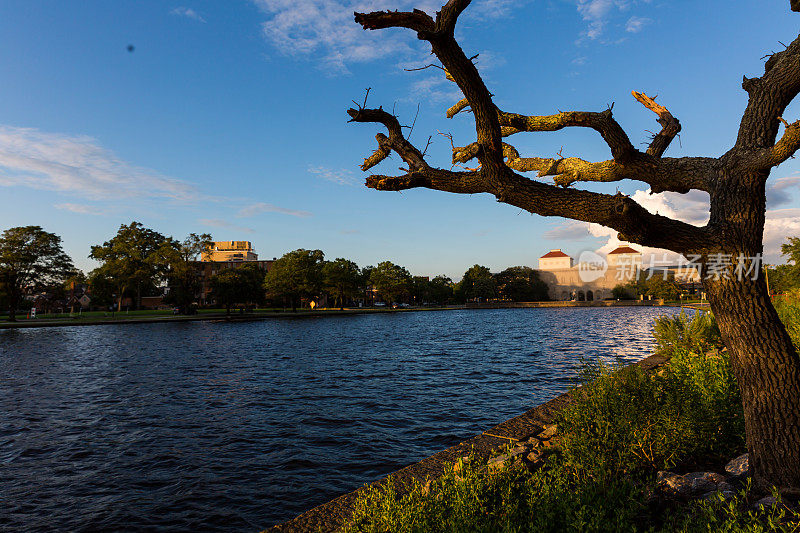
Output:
[0, 307, 686, 531]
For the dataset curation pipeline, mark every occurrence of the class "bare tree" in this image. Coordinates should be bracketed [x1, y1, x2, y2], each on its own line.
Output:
[348, 1, 800, 490]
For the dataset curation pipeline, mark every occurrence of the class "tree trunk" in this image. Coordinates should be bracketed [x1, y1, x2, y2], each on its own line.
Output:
[706, 272, 800, 490]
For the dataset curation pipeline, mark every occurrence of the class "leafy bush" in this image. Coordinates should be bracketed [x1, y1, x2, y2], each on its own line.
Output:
[557, 348, 744, 476]
[652, 311, 722, 356]
[669, 482, 800, 532]
[345, 456, 649, 533]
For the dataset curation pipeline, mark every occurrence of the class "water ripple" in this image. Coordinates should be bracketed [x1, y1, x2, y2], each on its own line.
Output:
[0, 307, 687, 530]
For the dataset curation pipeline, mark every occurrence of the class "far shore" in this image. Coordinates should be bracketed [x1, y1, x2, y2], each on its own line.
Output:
[0, 300, 709, 330]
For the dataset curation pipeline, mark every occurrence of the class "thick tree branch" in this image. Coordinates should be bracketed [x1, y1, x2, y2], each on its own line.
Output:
[632, 91, 682, 157]
[451, 139, 711, 193]
[736, 31, 800, 151]
[364, 161, 712, 252]
[748, 117, 800, 169]
[447, 98, 470, 118]
[353, 9, 434, 34]
[497, 107, 637, 162]
[366, 168, 487, 194]
[348, 107, 428, 171]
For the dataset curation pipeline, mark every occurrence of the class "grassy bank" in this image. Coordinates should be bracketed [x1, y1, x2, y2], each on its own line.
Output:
[343, 302, 800, 532]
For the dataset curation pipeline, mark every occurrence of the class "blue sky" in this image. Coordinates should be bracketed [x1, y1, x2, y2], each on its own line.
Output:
[1, 1, 799, 279]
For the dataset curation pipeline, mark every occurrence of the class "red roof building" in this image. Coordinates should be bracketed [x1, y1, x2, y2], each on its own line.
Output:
[608, 246, 640, 255]
[540, 249, 571, 259]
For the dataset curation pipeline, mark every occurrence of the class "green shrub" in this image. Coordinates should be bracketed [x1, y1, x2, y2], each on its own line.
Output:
[652, 311, 722, 356]
[345, 455, 649, 533]
[557, 349, 744, 476]
[668, 482, 800, 532]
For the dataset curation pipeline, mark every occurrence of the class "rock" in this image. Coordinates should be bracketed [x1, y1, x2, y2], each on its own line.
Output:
[702, 490, 736, 502]
[537, 425, 558, 441]
[508, 445, 529, 457]
[526, 450, 543, 463]
[487, 454, 511, 473]
[725, 454, 749, 478]
[657, 471, 692, 497]
[717, 481, 735, 493]
[751, 495, 779, 511]
[684, 472, 726, 493]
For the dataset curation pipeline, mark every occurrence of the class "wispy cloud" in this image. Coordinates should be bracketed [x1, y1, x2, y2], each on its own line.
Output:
[308, 165, 358, 185]
[170, 7, 206, 23]
[199, 218, 255, 234]
[54, 203, 104, 215]
[0, 125, 197, 201]
[253, 0, 417, 74]
[253, 0, 518, 73]
[238, 202, 312, 218]
[625, 15, 650, 33]
[575, 0, 652, 41]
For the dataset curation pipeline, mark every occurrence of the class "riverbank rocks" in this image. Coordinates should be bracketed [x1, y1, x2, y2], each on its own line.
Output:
[485, 426, 561, 474]
[657, 470, 730, 499]
[724, 453, 749, 479]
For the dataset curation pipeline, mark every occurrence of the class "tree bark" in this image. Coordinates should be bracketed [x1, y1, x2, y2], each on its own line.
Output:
[703, 168, 800, 490]
[706, 273, 800, 490]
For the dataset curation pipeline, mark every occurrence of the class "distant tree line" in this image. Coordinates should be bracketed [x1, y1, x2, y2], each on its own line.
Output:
[5, 221, 800, 318]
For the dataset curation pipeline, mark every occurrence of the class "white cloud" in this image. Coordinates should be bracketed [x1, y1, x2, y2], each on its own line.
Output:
[254, 0, 518, 73]
[575, 0, 653, 41]
[199, 218, 255, 234]
[254, 0, 418, 74]
[54, 203, 104, 215]
[767, 175, 800, 209]
[0, 125, 197, 201]
[238, 202, 312, 218]
[625, 15, 650, 33]
[170, 7, 206, 23]
[308, 165, 358, 185]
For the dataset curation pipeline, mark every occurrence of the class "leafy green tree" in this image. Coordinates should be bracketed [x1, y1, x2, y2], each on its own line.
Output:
[457, 265, 496, 302]
[0, 226, 74, 321]
[87, 268, 115, 309]
[428, 275, 454, 305]
[495, 266, 549, 301]
[209, 263, 265, 314]
[322, 258, 361, 309]
[769, 263, 799, 294]
[360, 265, 375, 305]
[369, 261, 411, 304]
[773, 237, 800, 294]
[89, 222, 167, 311]
[162, 233, 213, 313]
[644, 274, 681, 300]
[782, 236, 800, 266]
[612, 284, 635, 300]
[410, 276, 431, 304]
[264, 249, 325, 311]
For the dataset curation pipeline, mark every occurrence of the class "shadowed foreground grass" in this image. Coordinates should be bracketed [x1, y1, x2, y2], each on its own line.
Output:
[343, 304, 800, 532]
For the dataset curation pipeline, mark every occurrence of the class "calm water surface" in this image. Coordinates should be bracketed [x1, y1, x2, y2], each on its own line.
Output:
[0, 307, 686, 531]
